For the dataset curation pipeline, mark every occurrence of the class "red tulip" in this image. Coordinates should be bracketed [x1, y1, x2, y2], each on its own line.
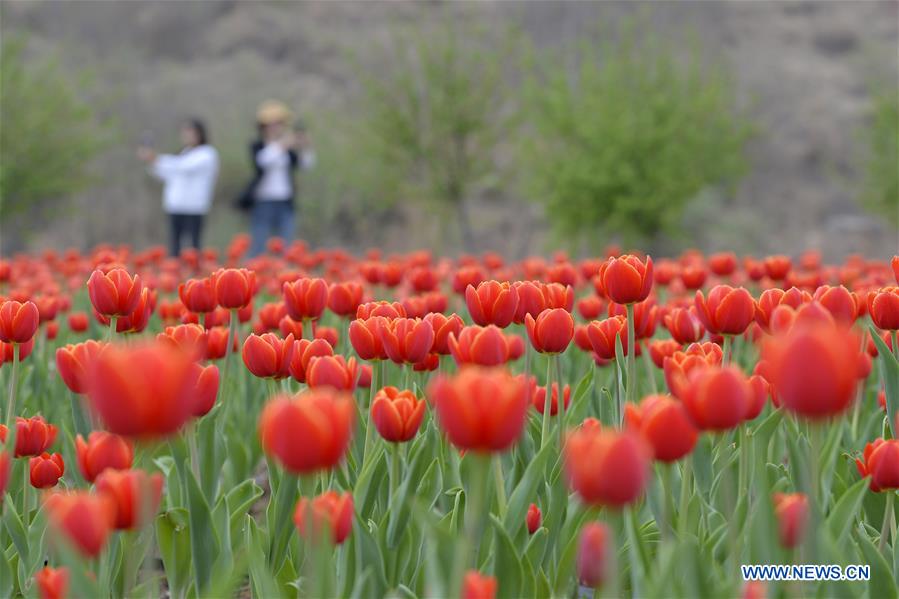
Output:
[242, 333, 295, 379]
[87, 269, 143, 317]
[424, 312, 464, 355]
[762, 323, 861, 419]
[157, 324, 207, 361]
[679, 264, 707, 290]
[448, 325, 513, 367]
[30, 452, 65, 488]
[87, 342, 196, 438]
[564, 419, 650, 506]
[856, 438, 899, 492]
[306, 355, 358, 391]
[452, 266, 486, 295]
[585, 316, 629, 360]
[356, 301, 406, 320]
[868, 287, 899, 330]
[892, 256, 899, 285]
[191, 363, 220, 417]
[595, 255, 653, 305]
[772, 492, 808, 549]
[43, 491, 115, 557]
[56, 340, 105, 394]
[380, 317, 435, 364]
[68, 311, 89, 333]
[428, 367, 528, 452]
[178, 277, 217, 313]
[461, 571, 497, 599]
[258, 389, 355, 474]
[294, 491, 354, 545]
[624, 395, 698, 462]
[679, 366, 751, 431]
[211, 268, 255, 309]
[812, 285, 859, 323]
[328, 281, 363, 318]
[647, 339, 681, 369]
[0, 451, 10, 497]
[349, 316, 388, 361]
[75, 432, 133, 483]
[0, 300, 40, 343]
[525, 308, 574, 354]
[371, 386, 426, 443]
[694, 286, 756, 335]
[287, 338, 332, 382]
[1, 415, 58, 457]
[95, 468, 164, 529]
[663, 307, 705, 345]
[708, 252, 738, 276]
[315, 326, 340, 347]
[283, 278, 329, 321]
[205, 326, 234, 360]
[764, 255, 792, 280]
[526, 503, 541, 534]
[465, 281, 519, 329]
[35, 566, 69, 599]
[576, 522, 610, 588]
[532, 383, 570, 416]
[577, 295, 605, 320]
[512, 281, 547, 323]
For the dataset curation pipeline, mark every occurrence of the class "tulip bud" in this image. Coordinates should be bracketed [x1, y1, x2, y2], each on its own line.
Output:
[211, 268, 255, 309]
[564, 420, 650, 507]
[525, 308, 574, 354]
[55, 340, 105, 395]
[624, 395, 698, 462]
[259, 390, 355, 474]
[596, 255, 653, 305]
[461, 571, 497, 599]
[428, 367, 528, 453]
[576, 522, 610, 588]
[772, 492, 808, 549]
[95, 468, 164, 530]
[283, 278, 329, 321]
[694, 286, 756, 335]
[868, 287, 899, 331]
[856, 438, 899, 492]
[178, 277, 217, 313]
[371, 387, 426, 443]
[465, 281, 519, 328]
[29, 452, 64, 488]
[526, 503, 541, 534]
[75, 432, 133, 483]
[43, 492, 115, 557]
[0, 300, 40, 344]
[293, 491, 354, 545]
[35, 566, 69, 599]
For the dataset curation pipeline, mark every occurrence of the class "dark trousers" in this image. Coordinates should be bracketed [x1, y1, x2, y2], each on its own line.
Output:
[169, 213, 204, 257]
[250, 200, 294, 257]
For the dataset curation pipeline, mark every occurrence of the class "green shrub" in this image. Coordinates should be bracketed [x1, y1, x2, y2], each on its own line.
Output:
[519, 20, 754, 249]
[0, 38, 113, 217]
[858, 81, 898, 226]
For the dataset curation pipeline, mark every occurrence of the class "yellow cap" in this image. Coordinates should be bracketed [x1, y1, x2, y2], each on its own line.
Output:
[256, 100, 293, 125]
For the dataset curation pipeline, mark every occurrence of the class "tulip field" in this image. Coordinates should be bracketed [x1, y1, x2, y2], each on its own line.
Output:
[2, 236, 899, 599]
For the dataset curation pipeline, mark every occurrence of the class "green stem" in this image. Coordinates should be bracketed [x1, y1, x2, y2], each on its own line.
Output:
[660, 463, 673, 542]
[492, 455, 507, 519]
[540, 358, 553, 450]
[5, 350, 18, 446]
[361, 361, 382, 469]
[879, 492, 894, 551]
[678, 457, 693, 538]
[722, 334, 732, 365]
[388, 443, 400, 507]
[625, 303, 636, 406]
[450, 454, 490, 598]
[555, 353, 565, 449]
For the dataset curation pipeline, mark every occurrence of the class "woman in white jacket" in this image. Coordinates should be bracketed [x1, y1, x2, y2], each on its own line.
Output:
[138, 119, 219, 257]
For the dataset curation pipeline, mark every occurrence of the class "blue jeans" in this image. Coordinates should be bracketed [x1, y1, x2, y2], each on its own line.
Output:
[250, 200, 294, 256]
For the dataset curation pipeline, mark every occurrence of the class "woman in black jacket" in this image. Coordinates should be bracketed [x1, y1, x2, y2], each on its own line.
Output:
[245, 100, 314, 257]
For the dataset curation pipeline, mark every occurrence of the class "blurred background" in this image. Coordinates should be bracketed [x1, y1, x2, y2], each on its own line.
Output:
[1, 0, 896, 259]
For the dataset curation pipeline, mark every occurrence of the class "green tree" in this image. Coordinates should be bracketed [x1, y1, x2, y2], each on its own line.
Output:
[0, 38, 112, 219]
[351, 23, 518, 249]
[858, 81, 898, 227]
[520, 20, 753, 250]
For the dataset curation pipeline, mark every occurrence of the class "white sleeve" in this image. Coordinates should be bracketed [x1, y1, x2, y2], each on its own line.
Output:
[255, 143, 289, 169]
[152, 148, 216, 179]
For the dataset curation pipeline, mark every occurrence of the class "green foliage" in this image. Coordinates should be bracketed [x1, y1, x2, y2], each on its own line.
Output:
[858, 80, 899, 226]
[0, 37, 113, 216]
[519, 20, 753, 249]
[350, 23, 519, 245]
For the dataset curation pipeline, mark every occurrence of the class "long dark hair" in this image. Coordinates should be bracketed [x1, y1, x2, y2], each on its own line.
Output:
[184, 118, 208, 146]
